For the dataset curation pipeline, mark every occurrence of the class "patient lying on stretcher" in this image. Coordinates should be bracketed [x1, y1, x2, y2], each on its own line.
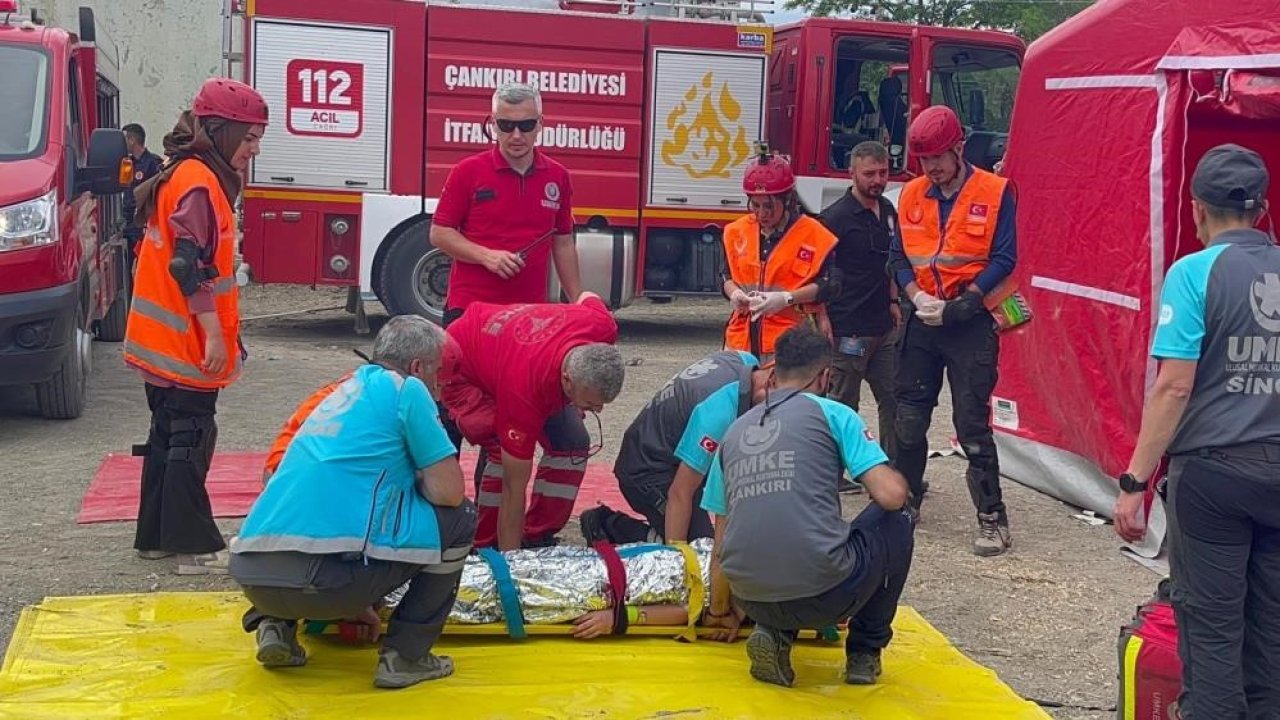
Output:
[329, 540, 718, 641]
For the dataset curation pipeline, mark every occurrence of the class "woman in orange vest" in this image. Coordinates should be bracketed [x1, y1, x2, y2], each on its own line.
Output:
[721, 147, 839, 361]
[888, 105, 1018, 558]
[123, 77, 268, 575]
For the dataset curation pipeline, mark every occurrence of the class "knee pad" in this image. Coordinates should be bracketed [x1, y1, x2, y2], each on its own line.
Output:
[166, 416, 214, 462]
[894, 407, 931, 445]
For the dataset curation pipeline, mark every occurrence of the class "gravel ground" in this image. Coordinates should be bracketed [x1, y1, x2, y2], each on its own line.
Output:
[0, 287, 1154, 717]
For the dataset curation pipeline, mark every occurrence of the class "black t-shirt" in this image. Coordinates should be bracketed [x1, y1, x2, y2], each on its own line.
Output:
[818, 192, 897, 338]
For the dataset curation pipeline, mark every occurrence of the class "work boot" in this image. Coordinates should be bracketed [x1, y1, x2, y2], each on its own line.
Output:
[844, 649, 882, 685]
[255, 619, 307, 668]
[521, 535, 560, 549]
[136, 549, 174, 560]
[176, 550, 230, 575]
[745, 626, 795, 688]
[578, 506, 612, 543]
[973, 513, 1012, 557]
[373, 648, 455, 689]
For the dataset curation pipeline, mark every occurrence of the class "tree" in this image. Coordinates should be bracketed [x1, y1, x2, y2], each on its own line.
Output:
[784, 0, 1095, 42]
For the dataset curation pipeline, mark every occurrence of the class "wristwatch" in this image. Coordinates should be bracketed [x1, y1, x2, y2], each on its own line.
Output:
[784, 291, 796, 306]
[1118, 472, 1148, 493]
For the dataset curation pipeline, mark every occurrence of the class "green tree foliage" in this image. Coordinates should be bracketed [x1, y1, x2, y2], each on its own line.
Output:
[784, 1, 1095, 42]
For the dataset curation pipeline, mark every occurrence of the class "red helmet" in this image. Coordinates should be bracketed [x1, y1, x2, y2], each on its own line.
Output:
[192, 77, 269, 125]
[743, 151, 796, 195]
[908, 105, 965, 157]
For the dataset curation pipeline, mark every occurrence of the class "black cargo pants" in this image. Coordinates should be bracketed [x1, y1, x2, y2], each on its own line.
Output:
[743, 504, 915, 655]
[134, 383, 225, 555]
[892, 311, 1005, 520]
[1166, 443, 1280, 720]
[608, 471, 714, 544]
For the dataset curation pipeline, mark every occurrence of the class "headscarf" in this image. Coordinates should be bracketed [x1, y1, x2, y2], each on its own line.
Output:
[132, 111, 251, 226]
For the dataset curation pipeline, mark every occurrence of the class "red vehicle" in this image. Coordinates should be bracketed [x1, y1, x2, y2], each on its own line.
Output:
[0, 2, 132, 418]
[228, 0, 1023, 323]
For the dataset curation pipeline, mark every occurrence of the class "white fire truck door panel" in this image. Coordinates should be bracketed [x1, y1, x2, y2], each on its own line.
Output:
[647, 49, 766, 210]
[250, 19, 391, 191]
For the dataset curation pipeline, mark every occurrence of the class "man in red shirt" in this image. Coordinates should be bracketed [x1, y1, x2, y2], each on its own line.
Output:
[430, 82, 583, 326]
[441, 293, 623, 550]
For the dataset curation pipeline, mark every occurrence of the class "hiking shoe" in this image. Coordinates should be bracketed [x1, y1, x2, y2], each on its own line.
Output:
[973, 513, 1012, 557]
[136, 549, 174, 560]
[745, 626, 796, 688]
[837, 476, 864, 494]
[374, 648, 455, 689]
[578, 505, 613, 543]
[903, 504, 921, 528]
[255, 619, 307, 668]
[845, 650, 882, 685]
[175, 550, 230, 575]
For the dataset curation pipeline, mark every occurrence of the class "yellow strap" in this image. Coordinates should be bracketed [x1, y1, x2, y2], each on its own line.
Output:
[1122, 634, 1143, 720]
[670, 541, 704, 643]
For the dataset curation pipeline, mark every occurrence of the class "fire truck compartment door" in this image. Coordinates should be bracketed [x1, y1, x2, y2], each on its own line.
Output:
[648, 49, 766, 210]
[250, 19, 391, 192]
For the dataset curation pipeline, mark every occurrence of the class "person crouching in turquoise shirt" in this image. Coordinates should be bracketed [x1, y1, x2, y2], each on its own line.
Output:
[230, 315, 476, 690]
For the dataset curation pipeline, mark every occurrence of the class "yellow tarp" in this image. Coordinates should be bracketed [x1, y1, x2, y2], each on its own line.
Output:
[0, 592, 1049, 719]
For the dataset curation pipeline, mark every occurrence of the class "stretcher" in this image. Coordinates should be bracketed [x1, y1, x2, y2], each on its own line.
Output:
[302, 539, 841, 643]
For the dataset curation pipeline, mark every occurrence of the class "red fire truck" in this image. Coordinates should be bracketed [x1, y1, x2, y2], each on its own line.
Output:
[228, 0, 1024, 324]
[0, 2, 131, 418]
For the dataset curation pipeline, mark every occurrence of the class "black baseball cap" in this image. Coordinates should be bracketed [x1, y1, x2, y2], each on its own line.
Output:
[1192, 144, 1270, 210]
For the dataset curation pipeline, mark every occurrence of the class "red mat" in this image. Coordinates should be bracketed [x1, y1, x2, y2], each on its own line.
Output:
[78, 450, 628, 524]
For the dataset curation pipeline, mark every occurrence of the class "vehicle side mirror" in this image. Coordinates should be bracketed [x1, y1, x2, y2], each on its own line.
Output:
[967, 89, 986, 129]
[77, 128, 131, 196]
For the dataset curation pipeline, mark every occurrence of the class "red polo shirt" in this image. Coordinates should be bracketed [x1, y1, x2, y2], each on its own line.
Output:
[442, 297, 617, 459]
[433, 147, 575, 311]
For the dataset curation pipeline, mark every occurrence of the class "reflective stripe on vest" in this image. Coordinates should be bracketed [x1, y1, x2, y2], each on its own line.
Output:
[123, 159, 241, 390]
[131, 295, 190, 333]
[898, 168, 1007, 300]
[722, 214, 837, 356]
[122, 339, 222, 387]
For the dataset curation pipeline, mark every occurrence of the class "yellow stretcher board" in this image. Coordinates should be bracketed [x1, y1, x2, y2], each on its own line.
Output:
[0, 592, 1050, 719]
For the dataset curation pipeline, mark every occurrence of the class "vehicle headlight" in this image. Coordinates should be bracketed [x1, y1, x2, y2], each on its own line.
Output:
[0, 189, 58, 253]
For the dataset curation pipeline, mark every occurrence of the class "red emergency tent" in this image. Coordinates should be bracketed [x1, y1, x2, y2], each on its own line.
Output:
[997, 1, 1280, 554]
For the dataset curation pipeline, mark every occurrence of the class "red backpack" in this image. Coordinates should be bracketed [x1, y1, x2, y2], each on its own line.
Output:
[1117, 578, 1182, 719]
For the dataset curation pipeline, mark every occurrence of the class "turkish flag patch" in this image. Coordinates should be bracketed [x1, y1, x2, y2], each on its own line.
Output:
[699, 436, 719, 453]
[797, 246, 815, 262]
[507, 428, 528, 444]
[967, 203, 990, 221]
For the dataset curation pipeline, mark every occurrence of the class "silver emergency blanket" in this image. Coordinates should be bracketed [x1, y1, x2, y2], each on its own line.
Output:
[386, 539, 714, 625]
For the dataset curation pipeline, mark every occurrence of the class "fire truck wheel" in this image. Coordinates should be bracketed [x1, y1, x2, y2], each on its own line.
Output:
[96, 248, 131, 342]
[379, 218, 450, 324]
[35, 301, 90, 420]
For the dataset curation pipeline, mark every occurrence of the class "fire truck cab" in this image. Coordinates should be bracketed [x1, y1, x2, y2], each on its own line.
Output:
[0, 2, 131, 418]
[230, 0, 1023, 324]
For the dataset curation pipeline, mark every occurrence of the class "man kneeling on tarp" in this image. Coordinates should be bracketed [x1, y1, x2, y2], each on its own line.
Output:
[700, 325, 916, 687]
[229, 315, 477, 689]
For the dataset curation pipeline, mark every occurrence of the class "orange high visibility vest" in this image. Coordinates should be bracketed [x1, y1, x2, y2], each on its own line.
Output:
[123, 159, 241, 390]
[263, 373, 353, 478]
[722, 213, 837, 356]
[898, 168, 1008, 300]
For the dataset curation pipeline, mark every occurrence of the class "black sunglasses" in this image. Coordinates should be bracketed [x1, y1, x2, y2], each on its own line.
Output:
[495, 118, 539, 134]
